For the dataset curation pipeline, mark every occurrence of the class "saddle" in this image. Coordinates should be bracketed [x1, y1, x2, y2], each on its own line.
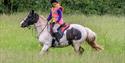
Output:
[58, 23, 70, 33]
[49, 23, 70, 39]
[49, 23, 70, 47]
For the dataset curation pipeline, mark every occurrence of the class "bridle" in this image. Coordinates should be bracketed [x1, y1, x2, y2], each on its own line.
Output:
[25, 15, 48, 38]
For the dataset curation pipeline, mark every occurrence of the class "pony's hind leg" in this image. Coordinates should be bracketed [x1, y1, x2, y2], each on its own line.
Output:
[79, 46, 84, 54]
[86, 36, 103, 51]
[72, 42, 84, 55]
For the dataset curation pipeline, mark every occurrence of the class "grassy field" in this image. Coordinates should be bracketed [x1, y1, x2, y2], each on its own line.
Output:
[0, 13, 125, 63]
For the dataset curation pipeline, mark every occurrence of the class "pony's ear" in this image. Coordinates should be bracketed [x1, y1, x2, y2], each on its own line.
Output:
[30, 10, 34, 15]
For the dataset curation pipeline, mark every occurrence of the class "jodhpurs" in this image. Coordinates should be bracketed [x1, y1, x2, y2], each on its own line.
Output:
[53, 23, 60, 32]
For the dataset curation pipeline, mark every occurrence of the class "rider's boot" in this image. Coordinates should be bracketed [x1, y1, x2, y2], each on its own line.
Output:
[54, 32, 62, 42]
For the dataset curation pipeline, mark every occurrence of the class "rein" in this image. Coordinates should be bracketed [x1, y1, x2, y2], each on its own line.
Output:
[37, 17, 48, 38]
[38, 22, 48, 37]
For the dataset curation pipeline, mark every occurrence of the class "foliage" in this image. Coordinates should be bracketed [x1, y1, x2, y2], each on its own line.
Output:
[0, 0, 125, 15]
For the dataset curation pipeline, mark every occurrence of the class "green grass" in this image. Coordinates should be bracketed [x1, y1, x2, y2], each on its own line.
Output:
[0, 13, 125, 63]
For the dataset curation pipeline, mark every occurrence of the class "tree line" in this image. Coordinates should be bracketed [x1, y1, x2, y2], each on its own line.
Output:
[0, 0, 125, 15]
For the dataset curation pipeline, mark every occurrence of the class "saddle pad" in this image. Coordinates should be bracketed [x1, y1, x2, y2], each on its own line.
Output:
[58, 23, 70, 32]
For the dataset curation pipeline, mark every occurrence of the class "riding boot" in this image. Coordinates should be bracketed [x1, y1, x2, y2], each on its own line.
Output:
[54, 32, 62, 42]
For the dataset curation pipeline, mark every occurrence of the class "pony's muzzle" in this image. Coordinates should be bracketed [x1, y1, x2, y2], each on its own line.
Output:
[21, 22, 28, 28]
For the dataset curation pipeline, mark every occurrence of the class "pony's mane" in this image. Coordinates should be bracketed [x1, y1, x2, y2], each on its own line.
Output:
[40, 15, 47, 22]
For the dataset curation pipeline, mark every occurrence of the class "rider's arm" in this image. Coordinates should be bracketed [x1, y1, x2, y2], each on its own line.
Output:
[56, 9, 62, 23]
[47, 11, 52, 21]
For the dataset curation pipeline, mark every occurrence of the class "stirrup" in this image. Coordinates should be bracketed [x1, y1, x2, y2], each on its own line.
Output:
[54, 32, 62, 42]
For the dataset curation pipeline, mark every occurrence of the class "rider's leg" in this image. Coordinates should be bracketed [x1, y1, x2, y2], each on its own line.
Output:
[53, 23, 62, 42]
[53, 23, 60, 32]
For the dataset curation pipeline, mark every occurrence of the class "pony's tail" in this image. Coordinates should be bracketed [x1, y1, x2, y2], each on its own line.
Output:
[85, 27, 103, 51]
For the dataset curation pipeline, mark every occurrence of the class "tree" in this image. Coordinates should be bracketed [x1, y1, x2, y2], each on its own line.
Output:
[3, 0, 12, 14]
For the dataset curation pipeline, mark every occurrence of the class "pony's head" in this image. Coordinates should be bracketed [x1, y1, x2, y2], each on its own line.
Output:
[20, 10, 39, 28]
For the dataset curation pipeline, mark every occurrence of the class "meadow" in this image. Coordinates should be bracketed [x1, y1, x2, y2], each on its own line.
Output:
[0, 13, 125, 63]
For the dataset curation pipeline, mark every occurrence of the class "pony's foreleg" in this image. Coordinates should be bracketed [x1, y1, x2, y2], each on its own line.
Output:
[39, 44, 51, 56]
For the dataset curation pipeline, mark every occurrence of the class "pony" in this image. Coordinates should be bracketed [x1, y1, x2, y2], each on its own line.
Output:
[20, 10, 103, 55]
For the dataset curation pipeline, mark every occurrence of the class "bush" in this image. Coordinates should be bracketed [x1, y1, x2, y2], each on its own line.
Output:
[0, 0, 125, 15]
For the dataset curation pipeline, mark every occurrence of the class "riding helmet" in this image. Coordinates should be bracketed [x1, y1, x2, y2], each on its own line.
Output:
[50, 0, 59, 4]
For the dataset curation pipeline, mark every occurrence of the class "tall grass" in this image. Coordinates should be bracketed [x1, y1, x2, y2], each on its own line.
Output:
[0, 13, 125, 63]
